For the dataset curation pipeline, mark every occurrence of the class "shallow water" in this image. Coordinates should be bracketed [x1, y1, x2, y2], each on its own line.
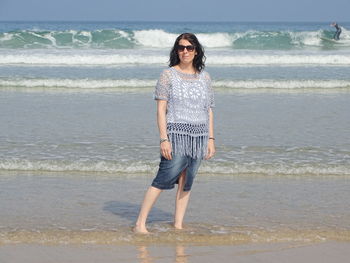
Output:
[1, 92, 349, 176]
[0, 172, 349, 245]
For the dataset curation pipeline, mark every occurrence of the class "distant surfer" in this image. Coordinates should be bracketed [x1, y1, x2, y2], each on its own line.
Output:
[331, 22, 341, 40]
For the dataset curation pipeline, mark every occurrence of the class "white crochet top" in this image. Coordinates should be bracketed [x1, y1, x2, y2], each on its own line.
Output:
[154, 67, 214, 159]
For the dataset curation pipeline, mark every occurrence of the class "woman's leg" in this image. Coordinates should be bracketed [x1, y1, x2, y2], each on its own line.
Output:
[134, 186, 163, 233]
[174, 170, 191, 229]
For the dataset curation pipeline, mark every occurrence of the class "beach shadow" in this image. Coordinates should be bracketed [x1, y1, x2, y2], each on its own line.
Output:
[103, 201, 173, 223]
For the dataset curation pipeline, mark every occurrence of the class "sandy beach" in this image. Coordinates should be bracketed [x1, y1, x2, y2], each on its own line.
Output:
[1, 242, 350, 263]
[1, 172, 349, 263]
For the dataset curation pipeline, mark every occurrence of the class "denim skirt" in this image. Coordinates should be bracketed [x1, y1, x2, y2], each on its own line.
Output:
[151, 154, 202, 191]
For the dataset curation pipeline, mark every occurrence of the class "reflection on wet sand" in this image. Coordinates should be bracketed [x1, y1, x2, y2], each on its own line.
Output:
[137, 246, 154, 263]
[137, 245, 188, 263]
[175, 245, 188, 263]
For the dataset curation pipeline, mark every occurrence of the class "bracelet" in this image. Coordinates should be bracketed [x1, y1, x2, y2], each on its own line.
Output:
[209, 137, 215, 140]
[160, 138, 170, 144]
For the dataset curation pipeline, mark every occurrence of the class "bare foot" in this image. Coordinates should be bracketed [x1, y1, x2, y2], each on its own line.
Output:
[173, 223, 183, 230]
[133, 225, 150, 234]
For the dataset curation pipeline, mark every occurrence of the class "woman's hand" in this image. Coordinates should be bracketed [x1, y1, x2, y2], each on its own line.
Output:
[160, 141, 172, 160]
[205, 139, 216, 160]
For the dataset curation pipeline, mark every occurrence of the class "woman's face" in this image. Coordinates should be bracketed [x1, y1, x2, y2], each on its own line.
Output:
[177, 39, 197, 65]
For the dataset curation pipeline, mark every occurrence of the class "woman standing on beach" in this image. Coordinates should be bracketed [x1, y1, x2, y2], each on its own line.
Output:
[134, 33, 215, 234]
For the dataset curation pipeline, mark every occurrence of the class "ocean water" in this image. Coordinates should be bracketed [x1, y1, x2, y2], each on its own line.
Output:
[0, 21, 350, 245]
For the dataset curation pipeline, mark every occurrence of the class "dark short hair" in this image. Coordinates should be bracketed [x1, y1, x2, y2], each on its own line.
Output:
[169, 33, 206, 72]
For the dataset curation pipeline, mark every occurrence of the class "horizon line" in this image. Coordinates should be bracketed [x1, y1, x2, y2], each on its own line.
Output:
[0, 20, 348, 23]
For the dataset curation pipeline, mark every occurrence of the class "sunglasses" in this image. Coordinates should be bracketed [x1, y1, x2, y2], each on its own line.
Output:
[177, 45, 195, 52]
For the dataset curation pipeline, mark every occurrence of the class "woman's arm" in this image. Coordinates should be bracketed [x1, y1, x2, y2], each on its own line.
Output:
[157, 100, 172, 160]
[205, 108, 216, 160]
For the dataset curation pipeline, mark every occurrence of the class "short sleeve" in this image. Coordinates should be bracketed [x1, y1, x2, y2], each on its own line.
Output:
[204, 71, 215, 108]
[154, 69, 171, 101]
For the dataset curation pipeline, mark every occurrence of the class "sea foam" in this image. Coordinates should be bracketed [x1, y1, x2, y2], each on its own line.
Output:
[1, 78, 349, 91]
[1, 49, 350, 66]
[1, 158, 349, 176]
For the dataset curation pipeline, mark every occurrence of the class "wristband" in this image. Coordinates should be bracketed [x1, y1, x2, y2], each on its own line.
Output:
[160, 138, 170, 144]
[209, 137, 215, 140]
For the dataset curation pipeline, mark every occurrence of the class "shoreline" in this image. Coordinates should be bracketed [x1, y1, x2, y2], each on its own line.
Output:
[1, 227, 350, 246]
[1, 171, 349, 242]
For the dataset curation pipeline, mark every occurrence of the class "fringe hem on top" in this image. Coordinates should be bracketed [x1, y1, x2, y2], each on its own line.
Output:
[167, 122, 209, 159]
[168, 133, 208, 159]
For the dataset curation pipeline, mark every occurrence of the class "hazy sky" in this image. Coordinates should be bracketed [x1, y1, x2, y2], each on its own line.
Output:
[1, 0, 349, 22]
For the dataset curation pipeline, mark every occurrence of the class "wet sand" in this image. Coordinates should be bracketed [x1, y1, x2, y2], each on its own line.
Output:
[1, 171, 349, 233]
[1, 172, 350, 262]
[1, 242, 349, 263]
